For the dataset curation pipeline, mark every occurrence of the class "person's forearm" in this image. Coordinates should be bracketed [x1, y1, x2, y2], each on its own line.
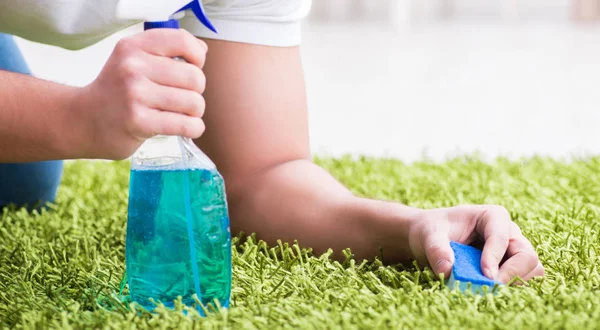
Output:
[0, 70, 82, 162]
[227, 159, 420, 263]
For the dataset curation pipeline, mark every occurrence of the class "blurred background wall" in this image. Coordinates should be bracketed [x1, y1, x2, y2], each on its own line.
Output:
[15, 0, 600, 162]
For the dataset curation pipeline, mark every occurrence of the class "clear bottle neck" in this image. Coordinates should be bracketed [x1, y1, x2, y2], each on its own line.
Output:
[131, 135, 216, 170]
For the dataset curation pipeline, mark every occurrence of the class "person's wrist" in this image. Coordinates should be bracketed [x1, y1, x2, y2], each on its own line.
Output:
[358, 198, 424, 264]
[391, 205, 424, 263]
[54, 85, 94, 160]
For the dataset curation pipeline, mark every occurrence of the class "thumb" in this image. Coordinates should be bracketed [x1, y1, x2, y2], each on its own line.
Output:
[423, 231, 454, 278]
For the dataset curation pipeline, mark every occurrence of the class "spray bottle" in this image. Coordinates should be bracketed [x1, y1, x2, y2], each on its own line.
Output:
[116, 0, 231, 313]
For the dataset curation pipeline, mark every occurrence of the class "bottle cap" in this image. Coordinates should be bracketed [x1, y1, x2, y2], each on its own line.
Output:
[144, 19, 180, 30]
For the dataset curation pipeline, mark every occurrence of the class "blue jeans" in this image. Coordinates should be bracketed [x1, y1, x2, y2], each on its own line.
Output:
[0, 34, 64, 208]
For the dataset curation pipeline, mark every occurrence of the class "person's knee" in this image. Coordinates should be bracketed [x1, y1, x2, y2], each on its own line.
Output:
[0, 161, 64, 209]
[0, 33, 32, 74]
[0, 35, 64, 209]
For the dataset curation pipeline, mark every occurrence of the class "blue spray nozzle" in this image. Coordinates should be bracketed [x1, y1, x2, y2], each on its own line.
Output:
[117, 0, 218, 33]
[178, 1, 218, 33]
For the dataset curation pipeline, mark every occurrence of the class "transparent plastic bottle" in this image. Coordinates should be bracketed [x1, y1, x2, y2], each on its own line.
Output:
[126, 135, 232, 312]
[117, 0, 229, 313]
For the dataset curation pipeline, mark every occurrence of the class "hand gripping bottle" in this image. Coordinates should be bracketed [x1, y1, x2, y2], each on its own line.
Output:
[116, 0, 231, 313]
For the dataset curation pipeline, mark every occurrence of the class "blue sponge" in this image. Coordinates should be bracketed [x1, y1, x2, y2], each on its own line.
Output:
[446, 241, 501, 294]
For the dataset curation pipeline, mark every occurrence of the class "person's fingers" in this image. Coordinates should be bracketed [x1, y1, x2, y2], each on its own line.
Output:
[422, 222, 454, 278]
[132, 107, 205, 139]
[141, 54, 206, 94]
[496, 237, 540, 284]
[140, 80, 205, 118]
[126, 29, 208, 68]
[521, 261, 545, 283]
[475, 206, 511, 281]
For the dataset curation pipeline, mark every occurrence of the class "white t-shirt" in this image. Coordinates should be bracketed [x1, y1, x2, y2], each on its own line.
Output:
[0, 0, 312, 50]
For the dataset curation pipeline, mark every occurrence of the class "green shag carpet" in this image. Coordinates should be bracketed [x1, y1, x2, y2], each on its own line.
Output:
[2, 156, 600, 329]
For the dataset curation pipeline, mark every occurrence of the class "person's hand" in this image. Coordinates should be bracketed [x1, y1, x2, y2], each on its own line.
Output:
[71, 28, 208, 160]
[408, 205, 544, 284]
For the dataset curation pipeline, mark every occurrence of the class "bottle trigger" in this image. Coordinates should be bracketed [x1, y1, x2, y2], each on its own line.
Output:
[178, 1, 218, 33]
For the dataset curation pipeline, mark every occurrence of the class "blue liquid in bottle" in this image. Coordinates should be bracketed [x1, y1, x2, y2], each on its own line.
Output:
[125, 138, 232, 312]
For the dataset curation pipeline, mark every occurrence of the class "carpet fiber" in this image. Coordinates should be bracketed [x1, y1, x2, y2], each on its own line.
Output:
[1, 156, 600, 329]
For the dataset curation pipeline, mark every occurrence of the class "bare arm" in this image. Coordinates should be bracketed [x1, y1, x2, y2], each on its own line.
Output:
[0, 71, 81, 162]
[196, 39, 543, 283]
